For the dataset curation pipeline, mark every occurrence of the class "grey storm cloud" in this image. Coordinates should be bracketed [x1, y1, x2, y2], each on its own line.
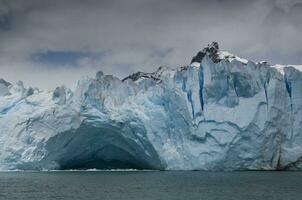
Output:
[0, 0, 301, 89]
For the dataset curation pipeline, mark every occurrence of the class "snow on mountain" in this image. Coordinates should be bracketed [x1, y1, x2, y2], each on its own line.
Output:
[1, 42, 302, 171]
[191, 42, 248, 65]
[272, 64, 302, 75]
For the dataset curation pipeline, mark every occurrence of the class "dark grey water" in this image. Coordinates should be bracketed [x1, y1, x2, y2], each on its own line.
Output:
[0, 171, 301, 200]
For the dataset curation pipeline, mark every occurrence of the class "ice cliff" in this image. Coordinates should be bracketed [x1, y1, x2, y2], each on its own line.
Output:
[1, 42, 302, 171]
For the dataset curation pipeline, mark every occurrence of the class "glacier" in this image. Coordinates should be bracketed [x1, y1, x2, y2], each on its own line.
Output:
[1, 42, 302, 171]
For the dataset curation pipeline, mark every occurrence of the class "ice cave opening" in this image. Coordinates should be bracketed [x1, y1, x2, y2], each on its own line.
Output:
[40, 123, 163, 170]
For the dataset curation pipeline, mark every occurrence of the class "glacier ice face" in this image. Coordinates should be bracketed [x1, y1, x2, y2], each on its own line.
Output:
[1, 42, 302, 171]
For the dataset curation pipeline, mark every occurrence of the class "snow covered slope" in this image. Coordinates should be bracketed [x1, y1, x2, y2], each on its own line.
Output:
[1, 42, 302, 171]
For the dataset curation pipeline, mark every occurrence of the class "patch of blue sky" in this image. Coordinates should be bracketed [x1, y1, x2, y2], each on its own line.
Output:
[30, 50, 103, 67]
[0, 12, 12, 31]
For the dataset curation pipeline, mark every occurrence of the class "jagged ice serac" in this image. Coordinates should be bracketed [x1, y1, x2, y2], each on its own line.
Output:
[1, 42, 302, 171]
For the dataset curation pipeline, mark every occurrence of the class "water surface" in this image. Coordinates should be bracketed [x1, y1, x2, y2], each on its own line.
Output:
[0, 171, 301, 200]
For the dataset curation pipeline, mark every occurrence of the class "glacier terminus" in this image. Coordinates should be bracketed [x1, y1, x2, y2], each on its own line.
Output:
[1, 42, 302, 171]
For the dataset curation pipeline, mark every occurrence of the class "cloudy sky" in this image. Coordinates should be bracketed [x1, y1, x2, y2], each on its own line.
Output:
[0, 0, 301, 89]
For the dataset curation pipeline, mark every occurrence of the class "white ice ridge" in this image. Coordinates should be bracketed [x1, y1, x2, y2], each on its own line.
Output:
[1, 42, 302, 171]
